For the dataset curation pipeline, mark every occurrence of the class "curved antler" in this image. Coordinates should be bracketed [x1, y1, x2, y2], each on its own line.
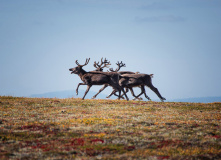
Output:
[109, 61, 126, 72]
[75, 58, 90, 67]
[94, 58, 111, 69]
[109, 68, 115, 72]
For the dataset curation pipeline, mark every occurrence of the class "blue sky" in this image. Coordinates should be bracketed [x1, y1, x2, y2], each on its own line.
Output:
[0, 0, 221, 100]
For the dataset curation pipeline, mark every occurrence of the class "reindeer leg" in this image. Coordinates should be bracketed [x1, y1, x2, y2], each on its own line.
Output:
[112, 88, 126, 99]
[110, 79, 129, 100]
[118, 87, 129, 99]
[119, 80, 129, 101]
[113, 89, 125, 99]
[137, 85, 151, 100]
[118, 89, 121, 100]
[121, 87, 129, 101]
[128, 87, 142, 101]
[112, 86, 123, 100]
[125, 88, 129, 93]
[142, 86, 151, 101]
[76, 83, 86, 95]
[82, 85, 92, 100]
[147, 84, 166, 102]
[106, 89, 117, 98]
[117, 83, 129, 101]
[132, 86, 151, 101]
[92, 84, 108, 99]
[113, 91, 119, 97]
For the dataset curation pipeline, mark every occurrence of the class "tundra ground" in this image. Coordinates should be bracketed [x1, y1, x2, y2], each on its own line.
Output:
[0, 96, 221, 159]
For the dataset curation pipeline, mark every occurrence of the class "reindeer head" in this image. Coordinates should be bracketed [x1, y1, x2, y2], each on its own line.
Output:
[69, 58, 90, 74]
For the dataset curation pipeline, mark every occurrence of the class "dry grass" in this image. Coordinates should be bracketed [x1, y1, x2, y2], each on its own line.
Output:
[0, 96, 221, 159]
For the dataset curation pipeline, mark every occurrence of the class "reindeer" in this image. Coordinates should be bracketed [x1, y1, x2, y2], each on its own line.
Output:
[118, 73, 166, 102]
[92, 61, 148, 100]
[69, 58, 129, 100]
[92, 61, 165, 102]
[108, 61, 146, 100]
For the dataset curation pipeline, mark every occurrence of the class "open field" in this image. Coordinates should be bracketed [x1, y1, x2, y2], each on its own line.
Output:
[0, 96, 221, 159]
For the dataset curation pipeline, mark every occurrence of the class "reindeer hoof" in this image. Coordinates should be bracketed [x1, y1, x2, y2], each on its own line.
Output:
[160, 98, 166, 102]
[147, 97, 151, 101]
[161, 97, 166, 102]
[132, 97, 142, 101]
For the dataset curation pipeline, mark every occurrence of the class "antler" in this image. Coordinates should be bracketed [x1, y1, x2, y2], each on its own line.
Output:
[109, 61, 126, 72]
[94, 58, 111, 69]
[75, 58, 90, 67]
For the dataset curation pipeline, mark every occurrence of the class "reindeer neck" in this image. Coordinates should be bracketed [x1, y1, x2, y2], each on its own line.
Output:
[78, 68, 87, 79]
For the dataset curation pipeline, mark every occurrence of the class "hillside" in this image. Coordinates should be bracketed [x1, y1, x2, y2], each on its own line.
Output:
[30, 90, 221, 103]
[0, 96, 221, 159]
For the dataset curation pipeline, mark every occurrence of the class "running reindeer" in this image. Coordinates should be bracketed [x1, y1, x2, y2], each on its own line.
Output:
[69, 58, 129, 100]
[92, 61, 150, 100]
[91, 61, 143, 100]
[116, 73, 166, 102]
[92, 60, 166, 102]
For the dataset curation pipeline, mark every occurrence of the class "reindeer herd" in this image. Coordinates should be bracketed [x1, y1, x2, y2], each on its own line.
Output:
[69, 58, 166, 102]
